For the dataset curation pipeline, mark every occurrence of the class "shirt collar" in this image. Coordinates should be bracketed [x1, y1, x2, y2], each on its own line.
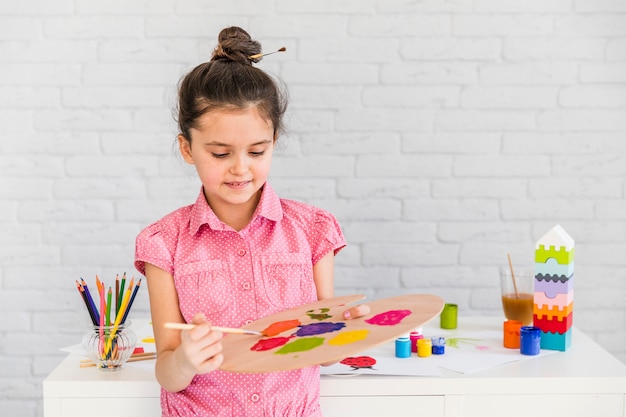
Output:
[189, 182, 283, 234]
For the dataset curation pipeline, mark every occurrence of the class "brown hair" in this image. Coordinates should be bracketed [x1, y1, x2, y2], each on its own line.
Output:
[177, 27, 288, 143]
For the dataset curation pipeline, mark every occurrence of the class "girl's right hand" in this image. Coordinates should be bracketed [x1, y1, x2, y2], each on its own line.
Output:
[177, 313, 224, 375]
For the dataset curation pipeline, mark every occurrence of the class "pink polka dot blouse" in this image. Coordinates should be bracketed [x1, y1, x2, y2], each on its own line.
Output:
[135, 183, 346, 417]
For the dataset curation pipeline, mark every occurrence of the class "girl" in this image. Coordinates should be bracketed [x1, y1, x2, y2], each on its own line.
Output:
[135, 26, 368, 417]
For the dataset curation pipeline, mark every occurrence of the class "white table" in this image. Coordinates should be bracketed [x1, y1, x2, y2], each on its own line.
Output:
[43, 318, 626, 417]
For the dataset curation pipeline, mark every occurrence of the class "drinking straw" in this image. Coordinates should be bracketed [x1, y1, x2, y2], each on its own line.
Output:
[507, 253, 520, 299]
[80, 278, 100, 325]
[121, 278, 141, 324]
[76, 280, 98, 325]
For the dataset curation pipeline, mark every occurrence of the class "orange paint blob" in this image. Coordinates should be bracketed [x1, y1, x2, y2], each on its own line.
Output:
[261, 319, 301, 337]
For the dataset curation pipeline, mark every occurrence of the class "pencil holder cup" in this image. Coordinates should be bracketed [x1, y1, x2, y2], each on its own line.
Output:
[82, 322, 137, 371]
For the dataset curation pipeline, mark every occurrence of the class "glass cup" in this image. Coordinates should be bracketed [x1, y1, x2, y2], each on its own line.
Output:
[500, 269, 534, 326]
[82, 322, 137, 371]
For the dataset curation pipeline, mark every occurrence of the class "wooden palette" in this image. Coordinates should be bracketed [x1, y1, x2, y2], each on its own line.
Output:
[219, 293, 444, 373]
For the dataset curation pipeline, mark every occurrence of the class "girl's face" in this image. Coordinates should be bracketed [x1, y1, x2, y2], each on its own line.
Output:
[179, 106, 275, 228]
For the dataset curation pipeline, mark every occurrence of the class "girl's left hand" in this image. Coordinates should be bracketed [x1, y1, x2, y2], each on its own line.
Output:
[342, 304, 371, 320]
[319, 303, 370, 367]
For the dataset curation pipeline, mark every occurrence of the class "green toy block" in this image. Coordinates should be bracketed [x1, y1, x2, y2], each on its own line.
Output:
[534, 225, 575, 265]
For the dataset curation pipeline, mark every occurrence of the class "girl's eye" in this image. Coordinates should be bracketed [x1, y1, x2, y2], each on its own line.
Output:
[250, 151, 265, 156]
[212, 153, 228, 158]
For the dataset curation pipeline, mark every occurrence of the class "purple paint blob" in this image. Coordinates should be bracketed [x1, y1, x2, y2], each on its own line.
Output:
[365, 309, 412, 326]
[295, 322, 346, 337]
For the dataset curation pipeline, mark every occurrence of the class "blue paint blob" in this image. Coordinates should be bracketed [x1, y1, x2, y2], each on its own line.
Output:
[295, 322, 346, 337]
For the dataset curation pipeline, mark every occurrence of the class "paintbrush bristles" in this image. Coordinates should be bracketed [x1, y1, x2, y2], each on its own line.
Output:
[249, 47, 286, 60]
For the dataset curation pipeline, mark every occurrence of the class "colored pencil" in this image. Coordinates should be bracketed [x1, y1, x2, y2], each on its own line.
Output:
[121, 278, 141, 324]
[80, 279, 99, 326]
[106, 287, 112, 326]
[98, 281, 105, 356]
[79, 352, 156, 368]
[117, 273, 126, 315]
[117, 277, 133, 322]
[104, 285, 132, 357]
[115, 274, 120, 317]
[164, 322, 262, 336]
[80, 278, 100, 326]
[75, 274, 144, 359]
[80, 351, 156, 363]
[76, 280, 97, 325]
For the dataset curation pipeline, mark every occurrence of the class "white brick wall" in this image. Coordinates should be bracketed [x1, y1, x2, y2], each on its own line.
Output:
[1, 2, 625, 416]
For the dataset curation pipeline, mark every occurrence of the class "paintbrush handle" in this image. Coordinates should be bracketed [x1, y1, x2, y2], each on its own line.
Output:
[163, 322, 195, 330]
[164, 322, 260, 335]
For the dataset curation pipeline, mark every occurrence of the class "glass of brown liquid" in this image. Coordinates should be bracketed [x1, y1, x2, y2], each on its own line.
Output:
[500, 269, 534, 325]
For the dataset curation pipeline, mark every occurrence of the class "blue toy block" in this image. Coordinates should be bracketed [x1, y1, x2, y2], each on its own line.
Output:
[540, 328, 572, 352]
[534, 258, 574, 277]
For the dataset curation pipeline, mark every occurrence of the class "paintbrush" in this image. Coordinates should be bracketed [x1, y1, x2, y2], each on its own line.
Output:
[164, 322, 262, 336]
[249, 47, 286, 60]
[79, 352, 157, 368]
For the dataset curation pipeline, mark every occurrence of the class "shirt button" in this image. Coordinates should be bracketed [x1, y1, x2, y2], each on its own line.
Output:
[250, 393, 260, 402]
[242, 282, 251, 290]
[245, 319, 253, 325]
[238, 249, 246, 256]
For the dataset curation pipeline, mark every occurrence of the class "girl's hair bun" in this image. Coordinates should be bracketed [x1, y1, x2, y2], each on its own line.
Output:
[211, 26, 262, 65]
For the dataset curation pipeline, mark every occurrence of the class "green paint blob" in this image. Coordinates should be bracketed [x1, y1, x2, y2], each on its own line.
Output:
[275, 337, 324, 354]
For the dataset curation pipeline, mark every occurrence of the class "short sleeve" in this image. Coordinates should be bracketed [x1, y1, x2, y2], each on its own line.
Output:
[134, 222, 175, 276]
[310, 209, 346, 265]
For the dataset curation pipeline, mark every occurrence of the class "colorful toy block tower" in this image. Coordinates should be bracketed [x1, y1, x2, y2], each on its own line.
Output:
[533, 225, 574, 351]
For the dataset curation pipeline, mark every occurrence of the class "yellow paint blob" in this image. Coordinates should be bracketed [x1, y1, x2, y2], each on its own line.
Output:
[142, 337, 155, 343]
[328, 329, 369, 346]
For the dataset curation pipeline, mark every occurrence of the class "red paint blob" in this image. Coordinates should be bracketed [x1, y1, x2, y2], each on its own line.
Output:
[250, 336, 294, 351]
[340, 356, 377, 370]
[365, 309, 412, 326]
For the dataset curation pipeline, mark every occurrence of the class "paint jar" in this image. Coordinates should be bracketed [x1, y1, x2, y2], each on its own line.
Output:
[395, 337, 411, 358]
[410, 331, 423, 353]
[503, 320, 523, 349]
[440, 303, 458, 329]
[520, 326, 541, 356]
[417, 338, 432, 357]
[431, 337, 445, 355]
